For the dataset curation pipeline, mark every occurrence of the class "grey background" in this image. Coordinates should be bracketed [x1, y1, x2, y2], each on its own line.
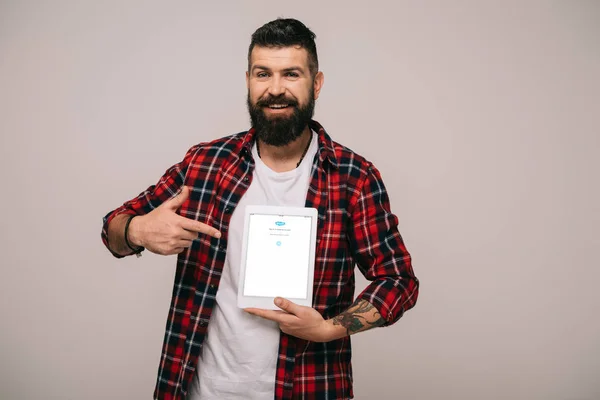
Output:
[1, 1, 599, 399]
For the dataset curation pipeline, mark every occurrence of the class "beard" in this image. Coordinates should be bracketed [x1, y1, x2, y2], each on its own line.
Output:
[247, 89, 315, 147]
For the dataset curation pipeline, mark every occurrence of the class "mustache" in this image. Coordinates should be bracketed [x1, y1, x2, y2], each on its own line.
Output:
[255, 95, 298, 107]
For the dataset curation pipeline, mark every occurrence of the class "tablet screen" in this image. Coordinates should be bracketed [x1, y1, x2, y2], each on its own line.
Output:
[243, 213, 313, 299]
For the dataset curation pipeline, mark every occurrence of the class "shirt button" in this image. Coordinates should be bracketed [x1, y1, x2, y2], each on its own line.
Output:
[243, 176, 249, 182]
[224, 207, 232, 213]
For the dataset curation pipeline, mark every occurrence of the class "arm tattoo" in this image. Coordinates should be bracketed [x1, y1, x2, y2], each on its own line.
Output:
[331, 299, 385, 336]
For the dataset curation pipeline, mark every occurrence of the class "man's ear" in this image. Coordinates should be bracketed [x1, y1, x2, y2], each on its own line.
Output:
[313, 71, 324, 100]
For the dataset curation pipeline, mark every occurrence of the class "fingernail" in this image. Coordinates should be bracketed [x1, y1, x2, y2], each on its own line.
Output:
[215, 231, 221, 238]
[275, 297, 282, 306]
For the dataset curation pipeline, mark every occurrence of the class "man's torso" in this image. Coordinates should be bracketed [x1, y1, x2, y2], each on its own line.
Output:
[188, 132, 318, 399]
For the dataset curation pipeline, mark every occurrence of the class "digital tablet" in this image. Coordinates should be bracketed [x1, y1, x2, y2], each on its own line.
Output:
[237, 205, 318, 310]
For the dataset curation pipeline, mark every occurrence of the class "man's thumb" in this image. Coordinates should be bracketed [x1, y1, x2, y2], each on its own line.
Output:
[165, 186, 189, 210]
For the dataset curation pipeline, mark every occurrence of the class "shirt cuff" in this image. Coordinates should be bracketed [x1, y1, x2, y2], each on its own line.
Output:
[356, 276, 419, 326]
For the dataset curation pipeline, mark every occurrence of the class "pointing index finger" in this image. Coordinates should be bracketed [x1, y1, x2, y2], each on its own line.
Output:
[179, 216, 221, 238]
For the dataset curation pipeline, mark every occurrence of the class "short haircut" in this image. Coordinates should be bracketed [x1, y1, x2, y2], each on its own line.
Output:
[248, 18, 319, 76]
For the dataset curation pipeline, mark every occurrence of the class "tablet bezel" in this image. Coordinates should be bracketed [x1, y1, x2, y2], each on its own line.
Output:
[237, 205, 318, 310]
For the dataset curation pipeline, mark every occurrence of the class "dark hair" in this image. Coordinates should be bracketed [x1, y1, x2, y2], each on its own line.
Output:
[248, 18, 318, 76]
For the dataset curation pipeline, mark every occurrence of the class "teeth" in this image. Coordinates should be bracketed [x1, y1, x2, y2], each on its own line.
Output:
[269, 104, 289, 109]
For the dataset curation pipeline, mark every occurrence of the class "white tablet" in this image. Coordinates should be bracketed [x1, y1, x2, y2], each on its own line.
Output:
[237, 205, 318, 310]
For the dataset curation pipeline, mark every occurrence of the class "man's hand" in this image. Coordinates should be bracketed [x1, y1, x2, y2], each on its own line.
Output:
[245, 298, 341, 342]
[246, 297, 387, 342]
[128, 186, 221, 255]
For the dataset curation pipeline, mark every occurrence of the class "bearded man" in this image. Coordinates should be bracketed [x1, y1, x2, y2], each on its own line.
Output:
[101, 18, 419, 400]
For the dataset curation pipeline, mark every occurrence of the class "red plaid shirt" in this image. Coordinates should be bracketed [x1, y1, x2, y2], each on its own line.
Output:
[101, 120, 419, 399]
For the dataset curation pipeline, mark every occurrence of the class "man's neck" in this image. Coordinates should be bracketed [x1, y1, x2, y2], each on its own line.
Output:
[256, 126, 312, 172]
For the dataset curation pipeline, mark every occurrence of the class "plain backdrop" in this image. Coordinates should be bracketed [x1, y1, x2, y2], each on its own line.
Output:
[1, 1, 599, 399]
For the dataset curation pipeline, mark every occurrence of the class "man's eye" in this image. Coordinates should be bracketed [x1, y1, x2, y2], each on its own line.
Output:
[257, 72, 269, 78]
[286, 72, 299, 77]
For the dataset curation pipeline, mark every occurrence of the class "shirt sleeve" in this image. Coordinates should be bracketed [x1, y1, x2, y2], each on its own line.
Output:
[100, 144, 200, 258]
[349, 163, 419, 326]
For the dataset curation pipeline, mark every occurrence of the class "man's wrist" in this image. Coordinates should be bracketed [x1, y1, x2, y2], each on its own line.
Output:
[323, 319, 348, 342]
[125, 215, 144, 249]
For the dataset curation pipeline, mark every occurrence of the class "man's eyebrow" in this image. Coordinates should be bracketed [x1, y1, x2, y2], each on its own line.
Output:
[251, 65, 271, 73]
[251, 65, 306, 74]
[282, 66, 305, 74]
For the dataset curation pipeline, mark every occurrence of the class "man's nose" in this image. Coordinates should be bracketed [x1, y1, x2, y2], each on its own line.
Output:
[268, 76, 285, 97]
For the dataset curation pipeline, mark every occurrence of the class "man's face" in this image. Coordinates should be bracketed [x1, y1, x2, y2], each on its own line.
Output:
[246, 45, 323, 146]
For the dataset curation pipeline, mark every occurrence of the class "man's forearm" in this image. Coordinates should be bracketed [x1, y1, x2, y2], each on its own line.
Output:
[325, 299, 386, 341]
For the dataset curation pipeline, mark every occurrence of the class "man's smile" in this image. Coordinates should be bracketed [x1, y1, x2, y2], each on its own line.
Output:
[264, 104, 294, 114]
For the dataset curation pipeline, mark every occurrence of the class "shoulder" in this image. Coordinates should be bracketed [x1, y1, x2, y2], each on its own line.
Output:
[332, 139, 371, 168]
[328, 137, 375, 184]
[313, 120, 374, 178]
[183, 130, 249, 164]
[322, 134, 392, 205]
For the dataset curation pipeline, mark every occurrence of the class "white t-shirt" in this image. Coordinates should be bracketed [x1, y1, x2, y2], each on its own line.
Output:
[188, 131, 319, 399]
